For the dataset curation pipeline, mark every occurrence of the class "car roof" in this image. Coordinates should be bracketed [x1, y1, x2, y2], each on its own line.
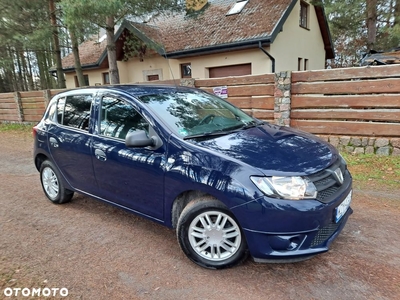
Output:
[109, 84, 194, 97]
[57, 84, 195, 98]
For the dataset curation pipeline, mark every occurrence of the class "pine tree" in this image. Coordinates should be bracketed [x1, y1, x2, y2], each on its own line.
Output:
[49, 0, 66, 88]
[0, 0, 58, 91]
[61, 0, 183, 84]
[322, 0, 400, 67]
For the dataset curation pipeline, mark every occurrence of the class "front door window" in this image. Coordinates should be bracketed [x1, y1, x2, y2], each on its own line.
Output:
[100, 97, 148, 140]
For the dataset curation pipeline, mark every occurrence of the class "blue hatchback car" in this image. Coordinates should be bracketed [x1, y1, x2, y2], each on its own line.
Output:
[33, 85, 353, 269]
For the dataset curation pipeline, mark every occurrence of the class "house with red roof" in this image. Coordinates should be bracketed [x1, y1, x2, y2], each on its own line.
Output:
[60, 0, 334, 88]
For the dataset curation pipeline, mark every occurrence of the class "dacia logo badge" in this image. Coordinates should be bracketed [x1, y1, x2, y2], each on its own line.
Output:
[334, 168, 344, 184]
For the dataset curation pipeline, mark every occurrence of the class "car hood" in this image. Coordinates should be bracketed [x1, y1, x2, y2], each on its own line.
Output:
[193, 123, 337, 176]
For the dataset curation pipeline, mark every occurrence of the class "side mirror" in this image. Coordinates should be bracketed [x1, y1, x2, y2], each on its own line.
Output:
[125, 128, 163, 150]
[125, 130, 154, 147]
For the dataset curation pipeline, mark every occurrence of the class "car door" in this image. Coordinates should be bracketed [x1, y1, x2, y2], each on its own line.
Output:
[47, 93, 97, 194]
[91, 94, 166, 221]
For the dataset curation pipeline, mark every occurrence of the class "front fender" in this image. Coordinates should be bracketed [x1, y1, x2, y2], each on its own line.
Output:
[163, 162, 261, 227]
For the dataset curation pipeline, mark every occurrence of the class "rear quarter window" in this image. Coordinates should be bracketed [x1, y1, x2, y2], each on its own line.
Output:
[43, 100, 57, 121]
[57, 95, 93, 131]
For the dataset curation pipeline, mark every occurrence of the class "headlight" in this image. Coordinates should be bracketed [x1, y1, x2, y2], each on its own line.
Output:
[250, 176, 317, 200]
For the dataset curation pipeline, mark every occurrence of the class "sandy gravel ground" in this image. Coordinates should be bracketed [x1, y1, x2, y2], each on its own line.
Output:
[0, 131, 399, 300]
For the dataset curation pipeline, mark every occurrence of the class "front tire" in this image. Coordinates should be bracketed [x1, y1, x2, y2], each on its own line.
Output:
[40, 160, 73, 204]
[177, 198, 248, 269]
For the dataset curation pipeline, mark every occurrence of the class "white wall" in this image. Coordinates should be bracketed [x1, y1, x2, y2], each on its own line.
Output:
[180, 49, 273, 78]
[271, 0, 326, 71]
[120, 57, 172, 82]
[65, 69, 109, 88]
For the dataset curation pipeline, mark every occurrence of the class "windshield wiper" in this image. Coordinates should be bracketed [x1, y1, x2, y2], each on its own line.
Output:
[183, 130, 234, 140]
[183, 121, 264, 140]
[183, 124, 244, 140]
[240, 120, 264, 130]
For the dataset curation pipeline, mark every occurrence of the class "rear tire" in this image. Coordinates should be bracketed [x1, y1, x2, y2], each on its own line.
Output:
[40, 160, 73, 204]
[177, 198, 248, 269]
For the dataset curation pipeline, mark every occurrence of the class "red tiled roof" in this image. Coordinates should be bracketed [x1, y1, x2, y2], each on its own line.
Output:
[149, 0, 293, 54]
[62, 36, 107, 70]
[62, 0, 333, 69]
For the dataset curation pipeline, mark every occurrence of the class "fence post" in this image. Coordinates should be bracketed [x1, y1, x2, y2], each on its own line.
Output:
[180, 78, 196, 87]
[14, 92, 24, 122]
[274, 71, 291, 126]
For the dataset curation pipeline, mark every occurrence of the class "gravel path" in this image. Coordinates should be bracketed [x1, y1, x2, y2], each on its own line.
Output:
[0, 131, 399, 300]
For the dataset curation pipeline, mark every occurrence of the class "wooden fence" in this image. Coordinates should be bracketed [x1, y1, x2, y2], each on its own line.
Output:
[1, 65, 399, 139]
[0, 93, 18, 122]
[0, 89, 62, 123]
[195, 74, 275, 122]
[291, 65, 400, 137]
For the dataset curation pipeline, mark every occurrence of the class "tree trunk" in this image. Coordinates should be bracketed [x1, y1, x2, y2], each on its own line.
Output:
[70, 29, 86, 86]
[7, 45, 18, 92]
[46, 45, 56, 89]
[0, 73, 5, 93]
[19, 49, 31, 91]
[5, 69, 14, 92]
[106, 16, 120, 84]
[49, 0, 66, 88]
[15, 48, 25, 91]
[36, 51, 47, 90]
[395, 0, 400, 27]
[366, 0, 377, 51]
[26, 50, 35, 90]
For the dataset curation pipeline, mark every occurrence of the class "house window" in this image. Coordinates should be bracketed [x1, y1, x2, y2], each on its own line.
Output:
[226, 0, 249, 16]
[304, 59, 309, 70]
[298, 58, 303, 71]
[181, 63, 192, 78]
[143, 69, 163, 82]
[103, 72, 110, 84]
[74, 75, 89, 87]
[300, 1, 309, 29]
[147, 74, 159, 81]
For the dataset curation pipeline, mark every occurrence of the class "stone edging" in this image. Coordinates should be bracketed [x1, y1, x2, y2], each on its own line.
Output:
[318, 136, 400, 156]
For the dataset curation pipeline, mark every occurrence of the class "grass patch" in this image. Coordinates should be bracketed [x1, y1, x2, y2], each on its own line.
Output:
[342, 153, 400, 190]
[0, 123, 33, 133]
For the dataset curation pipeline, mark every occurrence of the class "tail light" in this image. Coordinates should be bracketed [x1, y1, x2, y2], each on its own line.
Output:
[32, 126, 38, 138]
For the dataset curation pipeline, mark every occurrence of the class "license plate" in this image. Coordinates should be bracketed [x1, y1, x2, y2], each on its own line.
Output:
[334, 190, 352, 223]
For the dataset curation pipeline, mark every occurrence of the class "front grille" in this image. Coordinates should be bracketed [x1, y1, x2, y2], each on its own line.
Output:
[310, 222, 340, 247]
[317, 186, 340, 201]
[306, 157, 349, 204]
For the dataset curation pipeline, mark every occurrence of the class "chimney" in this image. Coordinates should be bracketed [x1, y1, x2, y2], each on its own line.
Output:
[186, 0, 208, 11]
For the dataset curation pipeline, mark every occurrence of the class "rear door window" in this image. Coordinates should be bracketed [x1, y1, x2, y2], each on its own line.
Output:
[57, 95, 92, 131]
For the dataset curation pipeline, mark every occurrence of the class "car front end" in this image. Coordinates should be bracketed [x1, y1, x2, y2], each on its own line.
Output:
[231, 154, 353, 262]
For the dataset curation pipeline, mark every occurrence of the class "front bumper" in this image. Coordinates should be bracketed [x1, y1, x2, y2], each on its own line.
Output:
[231, 180, 353, 262]
[245, 207, 352, 262]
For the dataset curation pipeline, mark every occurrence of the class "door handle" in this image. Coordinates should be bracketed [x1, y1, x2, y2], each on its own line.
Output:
[95, 149, 107, 161]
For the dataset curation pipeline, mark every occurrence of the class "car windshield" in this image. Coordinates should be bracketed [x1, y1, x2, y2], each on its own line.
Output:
[139, 90, 256, 138]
